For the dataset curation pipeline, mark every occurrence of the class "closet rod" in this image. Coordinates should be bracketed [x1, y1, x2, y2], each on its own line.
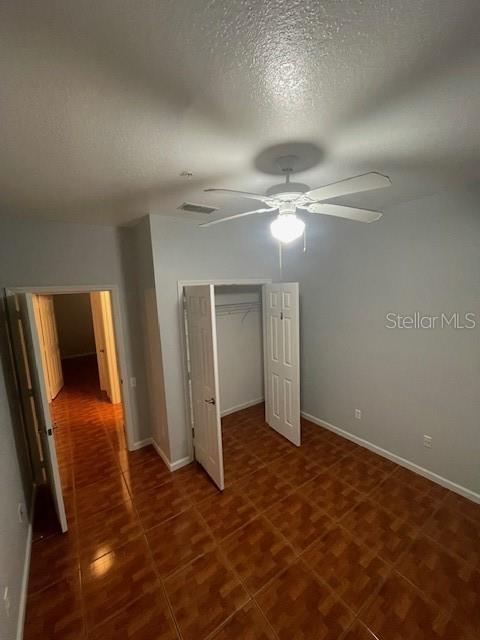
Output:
[215, 301, 261, 318]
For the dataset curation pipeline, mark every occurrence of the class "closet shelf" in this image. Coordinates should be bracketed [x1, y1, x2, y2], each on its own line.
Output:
[215, 301, 261, 320]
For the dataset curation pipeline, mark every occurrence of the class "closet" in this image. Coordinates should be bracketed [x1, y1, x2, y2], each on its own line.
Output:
[184, 281, 300, 490]
[215, 285, 264, 417]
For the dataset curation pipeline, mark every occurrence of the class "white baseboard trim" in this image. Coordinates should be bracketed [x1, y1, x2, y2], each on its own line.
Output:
[221, 398, 264, 417]
[130, 438, 192, 472]
[130, 437, 153, 451]
[302, 411, 480, 505]
[17, 485, 36, 640]
[170, 455, 193, 472]
[151, 439, 193, 472]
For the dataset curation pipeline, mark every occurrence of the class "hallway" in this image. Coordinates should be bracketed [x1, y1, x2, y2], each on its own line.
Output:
[24, 356, 215, 639]
[24, 361, 480, 639]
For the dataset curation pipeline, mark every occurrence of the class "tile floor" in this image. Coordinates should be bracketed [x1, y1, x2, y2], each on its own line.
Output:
[25, 359, 480, 639]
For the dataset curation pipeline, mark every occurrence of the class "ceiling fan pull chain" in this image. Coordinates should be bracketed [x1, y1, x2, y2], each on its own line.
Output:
[303, 227, 307, 253]
[278, 240, 283, 278]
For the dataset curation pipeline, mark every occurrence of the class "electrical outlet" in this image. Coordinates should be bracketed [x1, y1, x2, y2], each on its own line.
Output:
[17, 502, 26, 523]
[130, 377, 137, 388]
[3, 586, 10, 618]
[355, 409, 362, 420]
[423, 435, 433, 449]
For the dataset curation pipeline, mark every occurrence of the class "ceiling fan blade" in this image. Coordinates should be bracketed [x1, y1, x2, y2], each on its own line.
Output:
[305, 203, 382, 223]
[305, 172, 391, 202]
[199, 207, 276, 227]
[204, 188, 271, 204]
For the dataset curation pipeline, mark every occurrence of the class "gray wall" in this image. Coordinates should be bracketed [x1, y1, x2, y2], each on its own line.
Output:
[0, 214, 150, 446]
[284, 185, 480, 494]
[119, 218, 169, 455]
[53, 293, 95, 358]
[149, 214, 280, 462]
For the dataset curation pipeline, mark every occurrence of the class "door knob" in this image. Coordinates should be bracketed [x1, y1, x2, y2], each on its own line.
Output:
[205, 397, 216, 405]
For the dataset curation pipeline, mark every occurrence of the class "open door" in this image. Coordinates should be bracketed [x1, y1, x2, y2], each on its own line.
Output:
[6, 291, 68, 532]
[184, 285, 224, 490]
[263, 283, 301, 446]
[33, 295, 64, 400]
[90, 291, 121, 404]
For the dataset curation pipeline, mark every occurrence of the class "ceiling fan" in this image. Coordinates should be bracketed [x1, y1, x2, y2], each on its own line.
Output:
[199, 156, 391, 243]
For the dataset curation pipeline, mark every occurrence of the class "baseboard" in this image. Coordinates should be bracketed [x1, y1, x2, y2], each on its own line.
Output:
[170, 455, 193, 472]
[301, 411, 480, 505]
[17, 485, 36, 640]
[221, 398, 264, 417]
[130, 437, 153, 451]
[129, 438, 192, 471]
[151, 439, 193, 472]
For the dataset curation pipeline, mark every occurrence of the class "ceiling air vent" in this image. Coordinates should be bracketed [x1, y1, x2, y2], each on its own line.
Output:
[177, 202, 218, 215]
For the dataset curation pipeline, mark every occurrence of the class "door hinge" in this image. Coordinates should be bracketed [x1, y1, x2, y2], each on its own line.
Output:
[280, 311, 284, 320]
[191, 427, 195, 440]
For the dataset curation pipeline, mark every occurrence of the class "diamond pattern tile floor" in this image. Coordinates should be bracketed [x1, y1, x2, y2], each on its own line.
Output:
[25, 356, 480, 639]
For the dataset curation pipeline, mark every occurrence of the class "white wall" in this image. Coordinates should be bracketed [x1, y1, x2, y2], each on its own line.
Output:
[149, 214, 279, 463]
[284, 185, 480, 495]
[53, 293, 95, 358]
[215, 286, 264, 416]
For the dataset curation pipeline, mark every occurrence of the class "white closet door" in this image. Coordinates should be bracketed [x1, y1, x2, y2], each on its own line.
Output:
[263, 283, 301, 446]
[185, 285, 224, 490]
[7, 291, 68, 532]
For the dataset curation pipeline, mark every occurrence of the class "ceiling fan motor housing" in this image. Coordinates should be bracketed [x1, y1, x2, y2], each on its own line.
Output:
[279, 201, 298, 215]
[266, 182, 310, 197]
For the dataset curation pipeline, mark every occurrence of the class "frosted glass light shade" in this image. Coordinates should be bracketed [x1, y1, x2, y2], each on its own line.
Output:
[270, 214, 305, 243]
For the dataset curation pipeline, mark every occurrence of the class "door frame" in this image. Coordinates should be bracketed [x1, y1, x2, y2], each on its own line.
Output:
[5, 284, 136, 451]
[177, 278, 272, 461]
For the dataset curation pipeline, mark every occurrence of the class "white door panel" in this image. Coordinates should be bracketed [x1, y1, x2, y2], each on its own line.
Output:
[90, 292, 121, 404]
[185, 285, 224, 490]
[37, 295, 63, 400]
[264, 283, 300, 446]
[7, 291, 68, 532]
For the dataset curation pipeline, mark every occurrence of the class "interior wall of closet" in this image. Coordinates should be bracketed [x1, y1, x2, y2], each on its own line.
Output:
[214, 285, 264, 417]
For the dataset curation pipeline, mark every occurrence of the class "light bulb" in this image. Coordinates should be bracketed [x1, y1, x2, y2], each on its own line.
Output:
[270, 214, 305, 243]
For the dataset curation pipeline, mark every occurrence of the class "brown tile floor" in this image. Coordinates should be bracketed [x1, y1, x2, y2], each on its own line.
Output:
[25, 359, 480, 639]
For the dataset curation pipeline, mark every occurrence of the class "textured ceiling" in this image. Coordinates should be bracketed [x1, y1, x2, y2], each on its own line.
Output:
[0, 1, 479, 225]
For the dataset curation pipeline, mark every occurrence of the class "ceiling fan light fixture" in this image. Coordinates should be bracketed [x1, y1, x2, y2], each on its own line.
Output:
[270, 214, 305, 243]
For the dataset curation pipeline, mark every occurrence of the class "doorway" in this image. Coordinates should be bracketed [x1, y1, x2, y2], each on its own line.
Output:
[34, 291, 122, 407]
[182, 280, 301, 490]
[5, 286, 133, 533]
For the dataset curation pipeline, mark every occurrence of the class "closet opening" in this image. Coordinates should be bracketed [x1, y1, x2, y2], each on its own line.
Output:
[215, 285, 265, 420]
[182, 279, 300, 491]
